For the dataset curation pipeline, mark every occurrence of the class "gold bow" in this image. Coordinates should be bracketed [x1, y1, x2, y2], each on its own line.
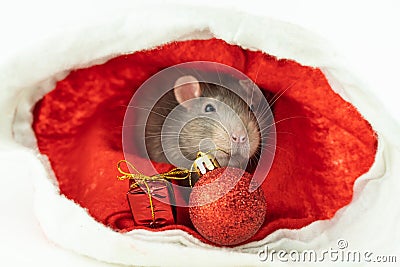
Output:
[117, 160, 192, 225]
[117, 160, 191, 185]
[116, 149, 228, 225]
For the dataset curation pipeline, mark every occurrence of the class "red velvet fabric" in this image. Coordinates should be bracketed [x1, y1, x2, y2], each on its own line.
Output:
[32, 39, 377, 245]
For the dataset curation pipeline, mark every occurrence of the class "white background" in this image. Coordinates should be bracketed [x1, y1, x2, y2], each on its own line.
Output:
[0, 0, 399, 266]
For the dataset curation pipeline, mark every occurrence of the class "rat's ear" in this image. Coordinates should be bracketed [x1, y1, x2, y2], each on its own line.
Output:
[174, 75, 201, 109]
[240, 79, 274, 112]
[239, 79, 258, 106]
[239, 79, 255, 95]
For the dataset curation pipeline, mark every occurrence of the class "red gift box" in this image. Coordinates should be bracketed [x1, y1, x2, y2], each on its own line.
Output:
[117, 160, 194, 228]
[127, 179, 176, 228]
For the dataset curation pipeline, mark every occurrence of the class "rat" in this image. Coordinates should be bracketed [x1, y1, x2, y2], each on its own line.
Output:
[144, 74, 271, 177]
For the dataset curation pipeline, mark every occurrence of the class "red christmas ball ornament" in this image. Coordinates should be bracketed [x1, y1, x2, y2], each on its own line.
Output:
[189, 167, 266, 246]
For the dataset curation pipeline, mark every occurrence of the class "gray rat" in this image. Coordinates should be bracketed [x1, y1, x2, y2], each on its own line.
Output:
[145, 74, 268, 174]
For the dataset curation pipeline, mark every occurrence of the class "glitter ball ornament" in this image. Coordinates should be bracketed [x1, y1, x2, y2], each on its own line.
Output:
[189, 167, 267, 246]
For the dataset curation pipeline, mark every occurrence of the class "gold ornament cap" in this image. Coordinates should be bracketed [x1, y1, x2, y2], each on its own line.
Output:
[193, 152, 221, 176]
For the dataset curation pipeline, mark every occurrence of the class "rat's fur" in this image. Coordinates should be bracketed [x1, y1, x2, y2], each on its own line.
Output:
[145, 77, 262, 171]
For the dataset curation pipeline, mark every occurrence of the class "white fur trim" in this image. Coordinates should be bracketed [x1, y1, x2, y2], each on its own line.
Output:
[1, 1, 399, 266]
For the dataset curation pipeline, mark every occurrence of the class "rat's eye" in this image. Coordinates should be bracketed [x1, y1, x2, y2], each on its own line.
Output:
[249, 104, 255, 111]
[204, 104, 216, 112]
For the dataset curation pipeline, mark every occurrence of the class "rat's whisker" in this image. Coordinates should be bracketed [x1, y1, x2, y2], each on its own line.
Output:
[258, 116, 310, 132]
[267, 80, 298, 108]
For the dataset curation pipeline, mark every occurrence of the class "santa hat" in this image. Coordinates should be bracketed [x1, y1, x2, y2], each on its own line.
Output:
[1, 1, 399, 266]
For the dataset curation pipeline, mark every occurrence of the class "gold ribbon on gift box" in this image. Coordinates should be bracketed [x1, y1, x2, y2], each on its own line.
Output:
[117, 160, 191, 185]
[116, 149, 228, 225]
[117, 160, 192, 224]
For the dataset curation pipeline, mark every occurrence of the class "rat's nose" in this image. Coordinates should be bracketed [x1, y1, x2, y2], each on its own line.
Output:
[231, 131, 247, 143]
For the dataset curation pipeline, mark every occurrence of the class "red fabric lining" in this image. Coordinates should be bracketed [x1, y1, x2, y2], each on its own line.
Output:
[32, 38, 377, 246]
